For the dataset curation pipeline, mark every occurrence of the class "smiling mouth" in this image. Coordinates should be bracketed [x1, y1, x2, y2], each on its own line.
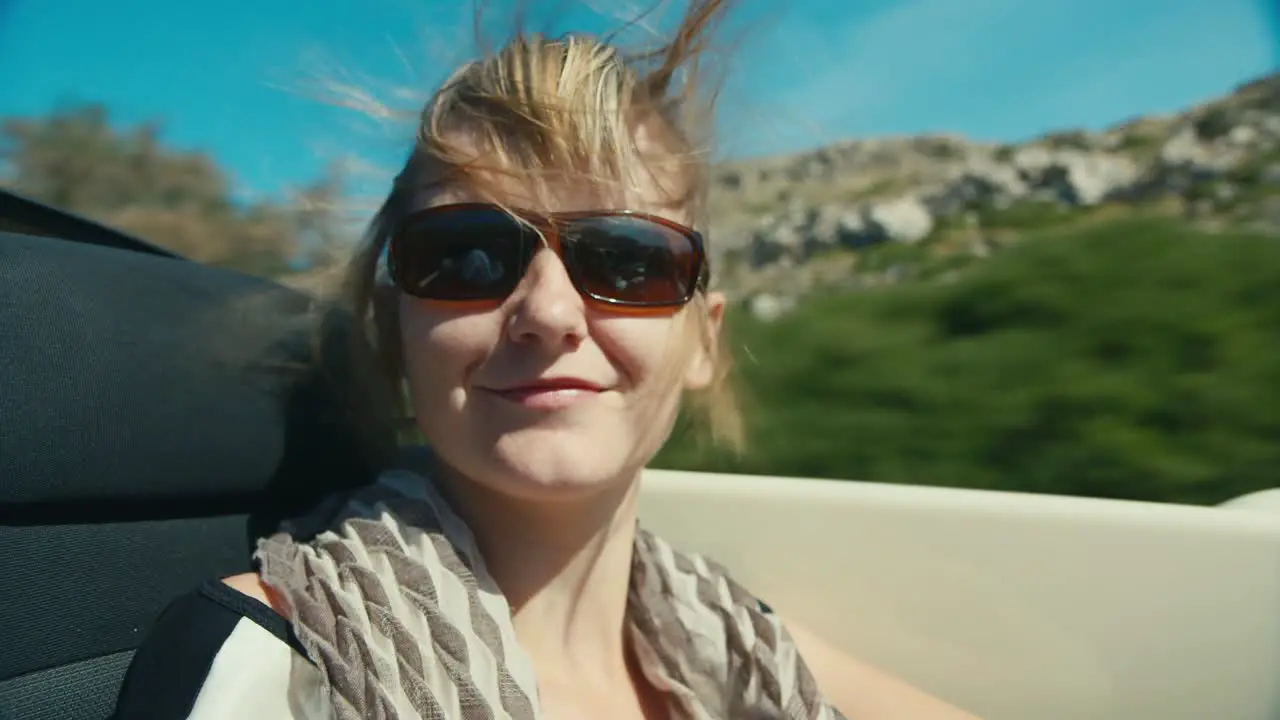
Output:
[483, 379, 607, 410]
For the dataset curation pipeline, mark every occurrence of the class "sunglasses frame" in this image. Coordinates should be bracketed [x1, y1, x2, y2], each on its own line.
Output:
[388, 202, 711, 313]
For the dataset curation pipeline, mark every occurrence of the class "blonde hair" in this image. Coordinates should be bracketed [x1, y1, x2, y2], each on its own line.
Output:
[339, 0, 743, 452]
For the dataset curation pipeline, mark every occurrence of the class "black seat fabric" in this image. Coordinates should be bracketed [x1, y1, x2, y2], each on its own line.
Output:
[0, 231, 389, 719]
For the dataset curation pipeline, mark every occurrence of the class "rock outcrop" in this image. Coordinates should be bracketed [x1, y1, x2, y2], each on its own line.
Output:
[708, 72, 1280, 320]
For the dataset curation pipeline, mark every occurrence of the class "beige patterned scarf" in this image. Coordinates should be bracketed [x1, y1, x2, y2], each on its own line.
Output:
[256, 470, 844, 720]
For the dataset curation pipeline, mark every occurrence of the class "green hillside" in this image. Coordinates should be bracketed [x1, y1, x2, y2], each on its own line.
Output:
[657, 215, 1280, 505]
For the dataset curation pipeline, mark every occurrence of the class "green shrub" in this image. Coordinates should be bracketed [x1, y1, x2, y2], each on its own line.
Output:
[979, 200, 1074, 230]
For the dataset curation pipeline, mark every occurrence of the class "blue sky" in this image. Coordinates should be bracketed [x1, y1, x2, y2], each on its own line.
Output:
[1, 0, 1277, 201]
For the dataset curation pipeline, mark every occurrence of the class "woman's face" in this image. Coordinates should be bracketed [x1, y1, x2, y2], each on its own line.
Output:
[397, 172, 725, 502]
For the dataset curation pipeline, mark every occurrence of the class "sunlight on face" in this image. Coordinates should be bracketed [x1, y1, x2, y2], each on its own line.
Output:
[397, 145, 723, 502]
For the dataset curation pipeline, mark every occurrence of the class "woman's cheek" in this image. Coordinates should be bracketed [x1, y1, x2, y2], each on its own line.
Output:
[592, 314, 689, 395]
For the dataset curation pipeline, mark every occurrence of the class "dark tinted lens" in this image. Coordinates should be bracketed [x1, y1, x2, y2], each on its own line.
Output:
[391, 208, 534, 300]
[562, 216, 700, 305]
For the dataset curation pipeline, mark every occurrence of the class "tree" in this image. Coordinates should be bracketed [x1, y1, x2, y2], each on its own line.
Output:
[290, 160, 350, 269]
[0, 102, 341, 277]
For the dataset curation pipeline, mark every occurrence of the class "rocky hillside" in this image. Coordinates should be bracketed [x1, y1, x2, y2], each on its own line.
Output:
[706, 72, 1280, 319]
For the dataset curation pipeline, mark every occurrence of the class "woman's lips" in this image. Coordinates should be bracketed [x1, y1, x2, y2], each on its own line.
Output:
[484, 378, 606, 410]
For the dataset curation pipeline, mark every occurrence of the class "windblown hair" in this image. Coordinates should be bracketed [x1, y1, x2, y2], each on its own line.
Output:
[339, 0, 743, 452]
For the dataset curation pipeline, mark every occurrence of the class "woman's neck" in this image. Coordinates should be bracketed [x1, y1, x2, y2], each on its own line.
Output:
[436, 464, 643, 684]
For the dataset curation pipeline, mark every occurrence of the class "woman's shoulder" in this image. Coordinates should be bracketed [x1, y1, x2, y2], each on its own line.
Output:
[222, 572, 287, 612]
[632, 527, 774, 615]
[113, 576, 309, 719]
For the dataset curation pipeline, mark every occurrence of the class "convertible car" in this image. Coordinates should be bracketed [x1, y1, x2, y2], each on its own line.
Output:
[1, 187, 1278, 719]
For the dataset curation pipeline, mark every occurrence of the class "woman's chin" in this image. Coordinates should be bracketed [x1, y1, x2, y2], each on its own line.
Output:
[424, 408, 675, 505]
[481, 431, 638, 501]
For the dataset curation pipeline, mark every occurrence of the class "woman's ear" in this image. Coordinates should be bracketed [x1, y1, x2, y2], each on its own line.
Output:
[684, 291, 726, 390]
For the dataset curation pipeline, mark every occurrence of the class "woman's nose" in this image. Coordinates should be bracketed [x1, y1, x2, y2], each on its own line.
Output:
[505, 248, 587, 349]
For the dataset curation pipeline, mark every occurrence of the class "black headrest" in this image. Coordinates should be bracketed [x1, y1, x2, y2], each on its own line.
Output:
[0, 188, 181, 258]
[0, 231, 388, 523]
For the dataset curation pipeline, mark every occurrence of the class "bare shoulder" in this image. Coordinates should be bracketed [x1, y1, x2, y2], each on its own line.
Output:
[782, 615, 983, 720]
[222, 572, 286, 614]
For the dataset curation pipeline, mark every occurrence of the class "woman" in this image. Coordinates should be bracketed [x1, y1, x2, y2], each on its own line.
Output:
[114, 1, 979, 718]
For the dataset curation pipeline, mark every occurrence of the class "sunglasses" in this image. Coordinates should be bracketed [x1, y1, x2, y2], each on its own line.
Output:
[387, 203, 709, 311]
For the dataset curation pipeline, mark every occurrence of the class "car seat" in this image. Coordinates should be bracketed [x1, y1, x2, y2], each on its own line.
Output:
[0, 191, 388, 719]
